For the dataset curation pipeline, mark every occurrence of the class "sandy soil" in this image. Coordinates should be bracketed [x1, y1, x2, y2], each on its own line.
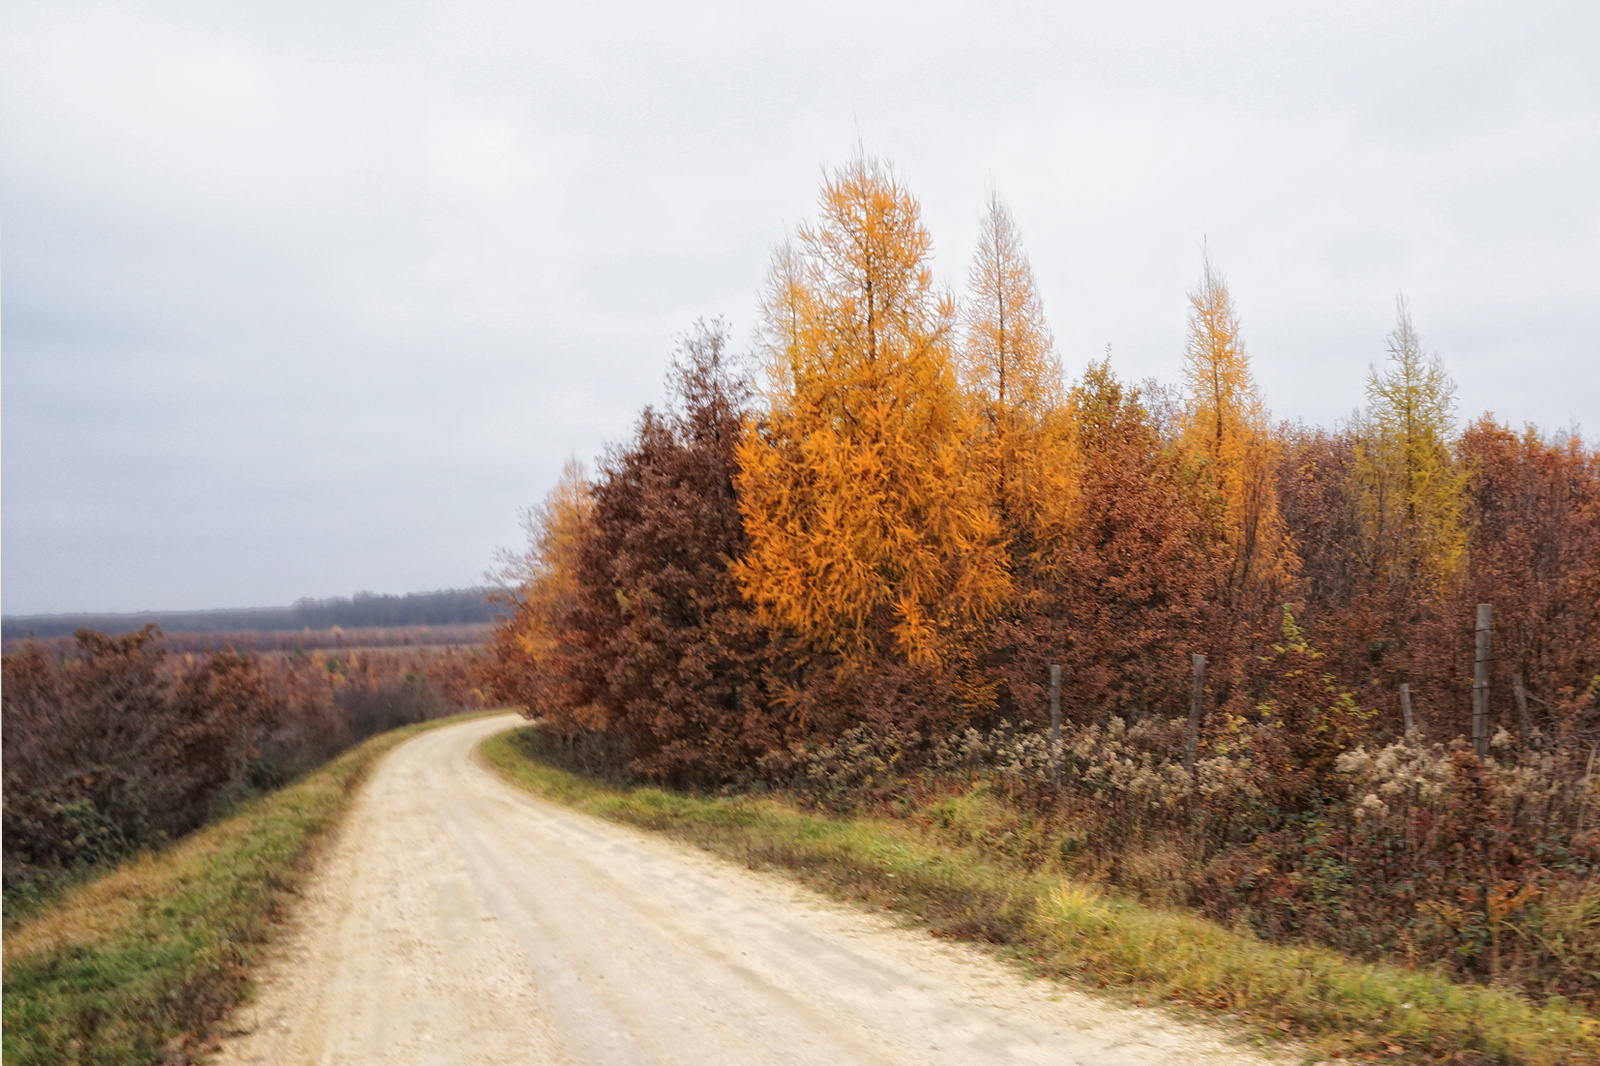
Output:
[210, 714, 1284, 1066]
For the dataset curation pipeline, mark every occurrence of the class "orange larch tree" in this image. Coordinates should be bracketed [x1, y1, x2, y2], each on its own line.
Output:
[958, 193, 1076, 591]
[485, 459, 596, 729]
[733, 157, 1010, 670]
[1179, 250, 1291, 609]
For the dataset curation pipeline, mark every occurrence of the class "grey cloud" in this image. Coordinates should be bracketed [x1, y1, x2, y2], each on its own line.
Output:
[3, 0, 1597, 614]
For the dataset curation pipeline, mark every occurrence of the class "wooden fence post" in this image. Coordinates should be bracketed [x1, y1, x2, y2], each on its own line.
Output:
[1513, 673, 1531, 740]
[1049, 663, 1062, 792]
[1185, 653, 1205, 775]
[1400, 682, 1415, 735]
[1474, 604, 1492, 757]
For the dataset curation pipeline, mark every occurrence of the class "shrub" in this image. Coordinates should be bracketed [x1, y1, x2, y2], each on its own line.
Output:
[3, 629, 492, 902]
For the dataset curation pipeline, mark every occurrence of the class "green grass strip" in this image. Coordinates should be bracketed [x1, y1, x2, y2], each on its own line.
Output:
[2, 711, 499, 1066]
[482, 726, 1598, 1066]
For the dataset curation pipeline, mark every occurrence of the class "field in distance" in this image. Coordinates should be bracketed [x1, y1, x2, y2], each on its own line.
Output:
[1, 624, 495, 657]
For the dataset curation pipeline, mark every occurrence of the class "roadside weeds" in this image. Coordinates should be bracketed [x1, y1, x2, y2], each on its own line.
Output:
[482, 725, 1598, 1066]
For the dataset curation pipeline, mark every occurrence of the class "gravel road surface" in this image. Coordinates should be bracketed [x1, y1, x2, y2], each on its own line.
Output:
[211, 714, 1278, 1066]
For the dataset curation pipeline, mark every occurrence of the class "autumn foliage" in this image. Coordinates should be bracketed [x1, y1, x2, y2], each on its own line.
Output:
[1179, 252, 1290, 612]
[735, 158, 1009, 671]
[3, 627, 490, 894]
[960, 194, 1076, 592]
[489, 156, 1600, 1001]
[988, 358, 1221, 732]
[565, 324, 790, 781]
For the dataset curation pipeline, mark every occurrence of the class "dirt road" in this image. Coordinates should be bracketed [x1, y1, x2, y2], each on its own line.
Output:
[213, 715, 1279, 1066]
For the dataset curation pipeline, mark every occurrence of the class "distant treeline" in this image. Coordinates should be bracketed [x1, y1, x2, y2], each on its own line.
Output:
[1, 588, 507, 641]
[4, 624, 497, 658]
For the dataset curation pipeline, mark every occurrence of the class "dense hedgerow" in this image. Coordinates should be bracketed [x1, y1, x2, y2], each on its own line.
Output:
[487, 155, 1600, 1002]
[2, 628, 491, 904]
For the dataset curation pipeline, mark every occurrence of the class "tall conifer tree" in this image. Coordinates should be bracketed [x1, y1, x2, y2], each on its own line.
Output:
[1179, 251, 1289, 607]
[1353, 295, 1468, 593]
[735, 157, 1009, 668]
[959, 194, 1075, 589]
[486, 459, 594, 727]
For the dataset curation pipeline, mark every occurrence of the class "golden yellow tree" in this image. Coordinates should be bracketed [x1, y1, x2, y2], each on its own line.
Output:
[958, 193, 1075, 588]
[486, 459, 599, 727]
[1353, 295, 1468, 592]
[1179, 250, 1290, 605]
[734, 157, 1010, 668]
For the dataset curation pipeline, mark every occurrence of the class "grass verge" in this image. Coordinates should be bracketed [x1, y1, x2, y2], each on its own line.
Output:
[482, 725, 1597, 1066]
[2, 711, 501, 1066]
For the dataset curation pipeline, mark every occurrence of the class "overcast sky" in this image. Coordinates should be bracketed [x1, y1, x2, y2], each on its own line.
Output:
[3, 0, 1597, 615]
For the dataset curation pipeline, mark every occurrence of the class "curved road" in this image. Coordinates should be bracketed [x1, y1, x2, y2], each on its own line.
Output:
[213, 715, 1274, 1066]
